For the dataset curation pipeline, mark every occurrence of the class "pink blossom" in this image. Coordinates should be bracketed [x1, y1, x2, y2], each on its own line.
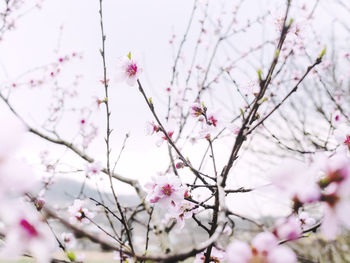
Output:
[85, 162, 102, 178]
[0, 117, 37, 201]
[226, 232, 296, 263]
[145, 175, 185, 208]
[164, 200, 197, 229]
[61, 232, 76, 249]
[334, 124, 350, 153]
[0, 159, 37, 200]
[207, 114, 218, 127]
[298, 212, 316, 227]
[318, 154, 350, 239]
[68, 199, 94, 225]
[273, 216, 302, 241]
[156, 130, 174, 147]
[226, 240, 252, 263]
[223, 225, 233, 236]
[0, 203, 56, 263]
[194, 247, 226, 263]
[0, 116, 25, 159]
[271, 160, 321, 206]
[176, 162, 184, 169]
[116, 52, 142, 86]
[190, 103, 204, 117]
[145, 121, 160, 135]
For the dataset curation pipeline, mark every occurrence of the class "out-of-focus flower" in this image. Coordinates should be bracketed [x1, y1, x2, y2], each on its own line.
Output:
[116, 52, 142, 86]
[223, 225, 233, 236]
[61, 232, 76, 249]
[194, 247, 226, 263]
[76, 253, 86, 263]
[318, 154, 350, 239]
[68, 199, 94, 225]
[0, 203, 56, 263]
[271, 160, 321, 207]
[145, 175, 185, 208]
[0, 116, 25, 159]
[298, 212, 316, 227]
[175, 162, 184, 169]
[0, 116, 37, 202]
[85, 162, 102, 178]
[273, 216, 302, 241]
[226, 232, 296, 263]
[0, 159, 37, 200]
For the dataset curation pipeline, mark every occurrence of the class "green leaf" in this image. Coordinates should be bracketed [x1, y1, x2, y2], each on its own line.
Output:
[240, 108, 244, 117]
[258, 97, 268, 105]
[257, 69, 262, 81]
[318, 45, 327, 59]
[66, 251, 76, 261]
[127, 51, 132, 60]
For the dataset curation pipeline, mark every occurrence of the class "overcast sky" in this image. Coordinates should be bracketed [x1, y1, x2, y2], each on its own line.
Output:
[1, 0, 349, 218]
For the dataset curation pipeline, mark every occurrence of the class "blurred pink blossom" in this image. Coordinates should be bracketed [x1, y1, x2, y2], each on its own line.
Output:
[226, 232, 296, 263]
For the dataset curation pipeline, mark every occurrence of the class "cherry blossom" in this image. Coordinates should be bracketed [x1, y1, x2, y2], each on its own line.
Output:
[85, 161, 102, 178]
[298, 212, 316, 227]
[145, 121, 160, 135]
[273, 216, 302, 241]
[68, 199, 94, 225]
[0, 115, 25, 159]
[61, 232, 76, 249]
[163, 200, 197, 229]
[145, 175, 186, 208]
[226, 232, 296, 263]
[318, 154, 350, 239]
[116, 52, 142, 86]
[0, 116, 37, 202]
[190, 103, 205, 117]
[0, 203, 56, 263]
[334, 124, 350, 153]
[156, 130, 174, 147]
[271, 160, 321, 206]
[194, 247, 226, 263]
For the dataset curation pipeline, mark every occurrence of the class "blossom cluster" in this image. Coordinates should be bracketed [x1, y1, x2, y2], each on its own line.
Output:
[0, 117, 56, 263]
[145, 121, 174, 147]
[190, 103, 219, 141]
[272, 152, 350, 239]
[145, 174, 196, 229]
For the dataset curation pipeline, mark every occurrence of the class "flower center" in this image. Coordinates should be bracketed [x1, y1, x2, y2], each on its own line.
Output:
[126, 64, 138, 77]
[250, 248, 268, 263]
[208, 116, 217, 127]
[76, 208, 86, 221]
[344, 135, 350, 149]
[20, 219, 39, 237]
[321, 193, 340, 208]
[192, 106, 203, 116]
[161, 184, 174, 196]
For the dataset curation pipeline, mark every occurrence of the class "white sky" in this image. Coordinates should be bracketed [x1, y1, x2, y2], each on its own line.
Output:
[1, 0, 349, 218]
